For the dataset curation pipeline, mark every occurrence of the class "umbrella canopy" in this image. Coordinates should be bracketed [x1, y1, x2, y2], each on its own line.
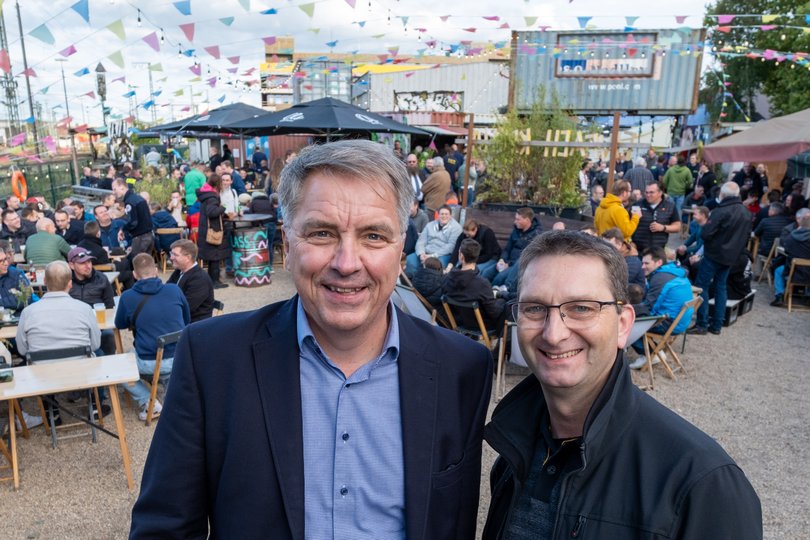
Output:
[151, 103, 268, 133]
[703, 108, 810, 163]
[225, 97, 430, 136]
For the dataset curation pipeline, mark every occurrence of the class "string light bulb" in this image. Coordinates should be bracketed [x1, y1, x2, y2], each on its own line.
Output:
[160, 29, 165, 45]
[137, 10, 142, 26]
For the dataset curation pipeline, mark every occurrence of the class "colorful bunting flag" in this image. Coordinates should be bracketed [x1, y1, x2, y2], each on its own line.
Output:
[21, 68, 37, 77]
[345, 0, 356, 7]
[123, 90, 136, 98]
[219, 17, 234, 26]
[309, 28, 321, 34]
[439, 16, 450, 22]
[238, 0, 250, 10]
[143, 32, 160, 52]
[675, 15, 688, 24]
[142, 100, 155, 110]
[107, 19, 126, 41]
[761, 15, 779, 23]
[82, 90, 95, 98]
[227, 56, 240, 64]
[9, 133, 26, 147]
[43, 135, 57, 153]
[150, 63, 163, 72]
[152, 90, 162, 97]
[217, 94, 226, 103]
[190, 64, 201, 76]
[0, 49, 9, 74]
[174, 89, 184, 96]
[625, 16, 638, 27]
[173, 1, 191, 15]
[227, 67, 238, 73]
[207, 77, 217, 87]
[59, 45, 77, 57]
[263, 36, 277, 45]
[577, 17, 591, 29]
[462, 27, 477, 32]
[71, 0, 90, 23]
[204, 46, 221, 59]
[299, 3, 315, 17]
[483, 16, 500, 21]
[524, 17, 537, 27]
[326, 40, 338, 48]
[111, 75, 126, 84]
[29, 24, 55, 45]
[717, 15, 735, 24]
[179, 23, 195, 42]
[499, 22, 509, 29]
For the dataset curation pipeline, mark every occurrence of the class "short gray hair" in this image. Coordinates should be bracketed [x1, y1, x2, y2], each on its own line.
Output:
[720, 181, 740, 200]
[278, 140, 412, 233]
[635, 157, 647, 167]
[518, 230, 629, 305]
[45, 261, 72, 292]
[432, 157, 445, 169]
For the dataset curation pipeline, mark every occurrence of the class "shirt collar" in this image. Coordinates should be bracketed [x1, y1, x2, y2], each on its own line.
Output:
[296, 297, 400, 369]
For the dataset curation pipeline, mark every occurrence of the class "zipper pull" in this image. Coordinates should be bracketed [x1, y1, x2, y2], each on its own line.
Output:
[570, 515, 586, 538]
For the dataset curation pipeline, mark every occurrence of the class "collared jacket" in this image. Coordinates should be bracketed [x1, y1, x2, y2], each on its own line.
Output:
[448, 224, 501, 267]
[122, 189, 153, 238]
[501, 218, 542, 265]
[0, 266, 32, 315]
[69, 269, 115, 309]
[640, 262, 693, 334]
[701, 196, 752, 267]
[594, 193, 639, 239]
[483, 355, 762, 539]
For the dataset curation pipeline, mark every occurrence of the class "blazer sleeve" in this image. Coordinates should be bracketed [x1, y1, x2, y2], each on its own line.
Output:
[130, 329, 209, 539]
[183, 272, 209, 315]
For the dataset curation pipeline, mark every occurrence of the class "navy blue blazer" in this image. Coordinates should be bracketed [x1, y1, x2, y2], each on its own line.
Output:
[130, 297, 493, 540]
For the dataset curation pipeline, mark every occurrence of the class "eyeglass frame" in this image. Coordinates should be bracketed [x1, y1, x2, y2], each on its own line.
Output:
[510, 299, 624, 329]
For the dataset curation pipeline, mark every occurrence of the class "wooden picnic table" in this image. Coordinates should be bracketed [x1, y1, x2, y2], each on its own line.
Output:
[0, 308, 124, 354]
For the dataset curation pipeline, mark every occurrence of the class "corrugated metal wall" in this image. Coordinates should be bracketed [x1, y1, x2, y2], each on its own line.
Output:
[367, 62, 509, 116]
[512, 29, 704, 115]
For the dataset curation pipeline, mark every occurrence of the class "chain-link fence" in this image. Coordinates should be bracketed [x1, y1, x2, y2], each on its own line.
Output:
[0, 160, 77, 206]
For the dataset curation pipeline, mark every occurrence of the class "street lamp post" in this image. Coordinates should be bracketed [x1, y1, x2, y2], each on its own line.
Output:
[95, 63, 108, 129]
[55, 58, 80, 184]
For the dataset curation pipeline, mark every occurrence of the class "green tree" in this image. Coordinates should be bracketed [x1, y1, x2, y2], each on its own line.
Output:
[704, 0, 810, 118]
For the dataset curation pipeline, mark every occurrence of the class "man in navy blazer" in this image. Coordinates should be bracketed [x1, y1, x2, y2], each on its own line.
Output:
[130, 140, 493, 539]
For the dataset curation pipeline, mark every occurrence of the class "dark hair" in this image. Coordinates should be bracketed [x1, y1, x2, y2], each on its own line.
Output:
[170, 238, 198, 260]
[423, 257, 442, 271]
[84, 220, 100, 236]
[516, 207, 534, 220]
[611, 180, 631, 196]
[518, 231, 628, 305]
[767, 190, 782, 204]
[207, 173, 222, 191]
[642, 247, 667, 264]
[463, 218, 478, 232]
[459, 238, 481, 262]
[628, 283, 645, 305]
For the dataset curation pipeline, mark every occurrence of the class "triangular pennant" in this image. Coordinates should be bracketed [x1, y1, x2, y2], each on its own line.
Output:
[228, 56, 240, 64]
[173, 0, 191, 15]
[299, 3, 315, 17]
[499, 22, 509, 29]
[152, 90, 162, 97]
[59, 44, 77, 57]
[716, 15, 735, 24]
[204, 46, 221, 59]
[625, 16, 638, 27]
[207, 77, 217, 87]
[577, 17, 591, 29]
[111, 75, 126, 84]
[74, 67, 90, 76]
[143, 32, 160, 52]
[179, 23, 195, 42]
[149, 63, 163, 72]
[29, 24, 55, 45]
[675, 15, 688, 24]
[326, 40, 338, 48]
[217, 94, 226, 103]
[174, 88, 184, 96]
[440, 15, 450, 22]
[263, 36, 277, 45]
[189, 64, 201, 76]
[761, 15, 778, 23]
[70, 0, 90, 23]
[219, 17, 235, 26]
[106, 19, 126, 41]
[83, 90, 95, 99]
[462, 27, 477, 32]
[345, 0, 356, 7]
[309, 28, 321, 34]
[483, 16, 499, 21]
[524, 17, 537, 27]
[261, 8, 277, 14]
[227, 67, 238, 73]
[108, 51, 125, 69]
[0, 49, 9, 74]
[122, 90, 136, 98]
[142, 100, 155, 110]
[400, 16, 409, 26]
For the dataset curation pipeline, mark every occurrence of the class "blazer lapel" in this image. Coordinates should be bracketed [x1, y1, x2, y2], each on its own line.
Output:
[398, 313, 439, 540]
[253, 298, 305, 540]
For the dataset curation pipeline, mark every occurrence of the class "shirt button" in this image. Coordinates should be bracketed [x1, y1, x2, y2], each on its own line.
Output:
[342, 432, 349, 441]
[340, 486, 348, 496]
[345, 383, 351, 388]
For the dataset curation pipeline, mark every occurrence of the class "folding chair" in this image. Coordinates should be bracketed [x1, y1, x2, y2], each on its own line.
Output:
[757, 238, 779, 285]
[397, 270, 450, 327]
[441, 295, 498, 350]
[144, 330, 184, 426]
[495, 321, 529, 400]
[213, 300, 225, 316]
[25, 345, 100, 448]
[640, 296, 703, 391]
[785, 258, 810, 313]
[155, 228, 187, 272]
[393, 284, 438, 325]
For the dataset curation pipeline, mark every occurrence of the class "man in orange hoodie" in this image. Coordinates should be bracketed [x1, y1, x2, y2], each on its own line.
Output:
[594, 180, 641, 240]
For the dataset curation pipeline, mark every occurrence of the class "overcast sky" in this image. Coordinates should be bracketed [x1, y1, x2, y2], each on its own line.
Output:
[2, 0, 711, 126]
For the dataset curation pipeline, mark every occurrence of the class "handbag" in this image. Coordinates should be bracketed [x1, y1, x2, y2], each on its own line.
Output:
[206, 215, 224, 246]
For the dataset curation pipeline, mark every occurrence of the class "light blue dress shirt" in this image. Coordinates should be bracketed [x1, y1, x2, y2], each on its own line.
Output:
[297, 301, 405, 540]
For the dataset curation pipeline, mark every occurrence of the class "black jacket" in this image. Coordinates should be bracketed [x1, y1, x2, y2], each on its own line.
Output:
[76, 234, 111, 264]
[632, 196, 679, 252]
[483, 355, 762, 539]
[196, 190, 229, 261]
[448, 224, 501, 267]
[57, 220, 85, 245]
[501, 218, 542, 265]
[168, 264, 215, 323]
[69, 269, 115, 308]
[441, 268, 505, 331]
[0, 220, 36, 252]
[753, 214, 792, 256]
[412, 266, 444, 308]
[783, 226, 810, 283]
[122, 189, 154, 237]
[701, 196, 752, 267]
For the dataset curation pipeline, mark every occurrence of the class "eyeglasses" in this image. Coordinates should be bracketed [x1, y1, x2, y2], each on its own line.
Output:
[0, 258, 8, 264]
[510, 300, 623, 330]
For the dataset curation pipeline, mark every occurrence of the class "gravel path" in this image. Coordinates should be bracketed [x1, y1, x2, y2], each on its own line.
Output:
[1, 268, 807, 539]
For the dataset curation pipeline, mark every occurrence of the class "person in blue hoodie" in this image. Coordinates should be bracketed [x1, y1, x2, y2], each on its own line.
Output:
[150, 201, 181, 255]
[629, 247, 694, 368]
[115, 253, 190, 420]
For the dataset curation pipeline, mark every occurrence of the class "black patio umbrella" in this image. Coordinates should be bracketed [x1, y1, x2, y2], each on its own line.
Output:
[225, 97, 430, 137]
[150, 102, 268, 134]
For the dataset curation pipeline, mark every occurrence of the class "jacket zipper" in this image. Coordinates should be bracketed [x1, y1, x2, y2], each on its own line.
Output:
[551, 441, 588, 539]
[570, 515, 586, 538]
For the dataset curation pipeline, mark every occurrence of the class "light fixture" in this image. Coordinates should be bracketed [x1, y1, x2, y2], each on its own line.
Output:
[137, 9, 142, 26]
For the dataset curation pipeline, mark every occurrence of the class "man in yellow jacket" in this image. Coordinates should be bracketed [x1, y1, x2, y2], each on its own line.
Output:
[594, 180, 641, 240]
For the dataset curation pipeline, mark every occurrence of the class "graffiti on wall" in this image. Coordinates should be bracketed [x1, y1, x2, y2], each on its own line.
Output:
[394, 91, 463, 112]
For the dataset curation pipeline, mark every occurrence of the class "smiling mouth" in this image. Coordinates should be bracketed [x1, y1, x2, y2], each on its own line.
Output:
[543, 349, 582, 360]
[326, 285, 364, 294]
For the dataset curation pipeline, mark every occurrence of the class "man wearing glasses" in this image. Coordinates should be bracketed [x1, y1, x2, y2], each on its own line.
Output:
[482, 231, 761, 539]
